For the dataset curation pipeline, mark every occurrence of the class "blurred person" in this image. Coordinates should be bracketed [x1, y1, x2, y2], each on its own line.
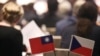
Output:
[61, 1, 100, 56]
[76, 1, 99, 56]
[41, 0, 60, 27]
[0, 1, 25, 56]
[18, 3, 41, 28]
[57, 0, 72, 18]
[55, 0, 73, 35]
[56, 0, 85, 35]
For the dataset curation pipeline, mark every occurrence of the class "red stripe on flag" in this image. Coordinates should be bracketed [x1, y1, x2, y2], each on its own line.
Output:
[72, 47, 92, 56]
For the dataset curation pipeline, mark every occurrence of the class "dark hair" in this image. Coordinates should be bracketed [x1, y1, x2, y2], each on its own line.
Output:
[77, 1, 98, 22]
[76, 1, 98, 38]
[47, 0, 58, 13]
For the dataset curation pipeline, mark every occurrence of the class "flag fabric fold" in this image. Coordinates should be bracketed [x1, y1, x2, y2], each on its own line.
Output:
[70, 35, 95, 56]
[29, 35, 55, 54]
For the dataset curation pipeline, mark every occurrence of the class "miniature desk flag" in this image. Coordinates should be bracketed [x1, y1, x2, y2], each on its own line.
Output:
[21, 20, 46, 56]
[69, 35, 95, 56]
[29, 35, 54, 54]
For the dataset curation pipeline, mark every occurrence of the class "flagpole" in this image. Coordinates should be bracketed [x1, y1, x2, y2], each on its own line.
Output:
[54, 50, 56, 56]
[67, 51, 70, 56]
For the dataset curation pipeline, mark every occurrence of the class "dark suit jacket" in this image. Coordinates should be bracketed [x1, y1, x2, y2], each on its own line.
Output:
[56, 16, 76, 35]
[42, 13, 60, 27]
[0, 26, 23, 56]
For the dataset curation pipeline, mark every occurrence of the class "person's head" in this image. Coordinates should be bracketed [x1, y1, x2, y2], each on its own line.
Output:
[2, 1, 24, 25]
[57, 0, 72, 17]
[47, 0, 58, 13]
[76, 1, 98, 37]
[77, 1, 98, 22]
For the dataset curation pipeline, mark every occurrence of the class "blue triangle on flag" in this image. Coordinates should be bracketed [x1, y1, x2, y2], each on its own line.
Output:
[71, 36, 81, 51]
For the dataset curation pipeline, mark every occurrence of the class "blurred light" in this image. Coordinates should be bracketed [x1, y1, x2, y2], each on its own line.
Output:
[16, 0, 35, 5]
[57, 0, 65, 3]
[33, 1, 48, 15]
[94, 0, 100, 7]
[0, 0, 8, 4]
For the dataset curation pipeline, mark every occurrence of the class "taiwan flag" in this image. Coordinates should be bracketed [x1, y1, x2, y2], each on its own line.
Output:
[29, 35, 54, 54]
[70, 35, 95, 56]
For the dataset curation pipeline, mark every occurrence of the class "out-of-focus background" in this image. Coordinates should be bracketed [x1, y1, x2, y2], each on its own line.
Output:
[0, 0, 100, 35]
[0, 0, 100, 56]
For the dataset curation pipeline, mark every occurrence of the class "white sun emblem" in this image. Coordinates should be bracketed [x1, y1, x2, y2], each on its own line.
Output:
[45, 37, 49, 42]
